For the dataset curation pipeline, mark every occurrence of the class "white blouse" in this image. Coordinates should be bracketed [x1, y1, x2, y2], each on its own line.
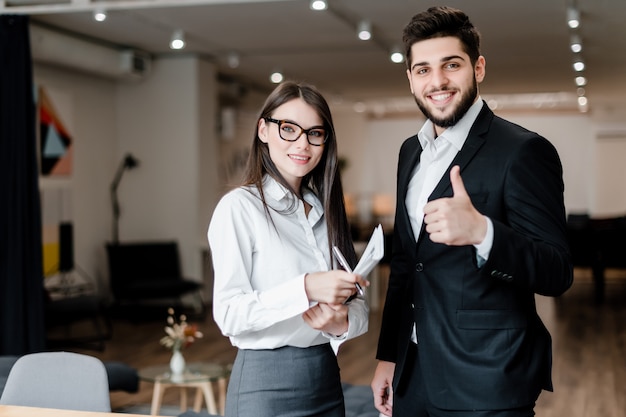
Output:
[207, 175, 368, 352]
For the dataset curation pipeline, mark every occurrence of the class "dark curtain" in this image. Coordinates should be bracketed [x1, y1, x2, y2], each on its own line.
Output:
[0, 15, 46, 354]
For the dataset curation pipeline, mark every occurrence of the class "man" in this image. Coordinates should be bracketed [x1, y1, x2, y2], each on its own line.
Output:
[371, 6, 573, 417]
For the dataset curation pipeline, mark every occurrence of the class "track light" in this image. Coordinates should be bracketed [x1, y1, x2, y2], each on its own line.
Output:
[390, 46, 404, 64]
[575, 76, 587, 87]
[570, 34, 582, 53]
[270, 70, 284, 84]
[310, 0, 327, 11]
[170, 29, 185, 50]
[93, 8, 107, 22]
[357, 20, 371, 41]
[227, 52, 240, 69]
[567, 7, 580, 29]
[573, 60, 585, 72]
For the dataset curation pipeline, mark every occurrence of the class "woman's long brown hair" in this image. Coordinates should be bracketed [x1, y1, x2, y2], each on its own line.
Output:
[241, 80, 357, 268]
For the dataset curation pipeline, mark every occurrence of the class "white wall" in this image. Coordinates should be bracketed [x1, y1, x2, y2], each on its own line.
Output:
[334, 109, 617, 220]
[116, 55, 219, 284]
[36, 65, 118, 294]
[498, 112, 595, 215]
[35, 55, 220, 300]
[594, 135, 626, 216]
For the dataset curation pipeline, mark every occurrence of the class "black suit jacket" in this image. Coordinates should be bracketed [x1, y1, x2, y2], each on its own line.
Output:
[376, 102, 573, 410]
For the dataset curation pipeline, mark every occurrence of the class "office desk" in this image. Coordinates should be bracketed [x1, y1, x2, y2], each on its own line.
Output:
[0, 405, 153, 417]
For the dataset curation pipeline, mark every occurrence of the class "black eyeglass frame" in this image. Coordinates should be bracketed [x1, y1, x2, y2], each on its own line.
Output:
[264, 117, 328, 146]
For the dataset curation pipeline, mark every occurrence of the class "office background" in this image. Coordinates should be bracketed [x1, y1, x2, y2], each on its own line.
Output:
[35, 57, 621, 298]
[10, 0, 624, 300]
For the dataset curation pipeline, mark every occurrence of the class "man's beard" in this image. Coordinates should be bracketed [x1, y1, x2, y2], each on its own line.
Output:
[414, 77, 478, 129]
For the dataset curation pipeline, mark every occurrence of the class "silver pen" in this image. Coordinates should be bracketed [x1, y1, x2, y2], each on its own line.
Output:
[332, 246, 364, 296]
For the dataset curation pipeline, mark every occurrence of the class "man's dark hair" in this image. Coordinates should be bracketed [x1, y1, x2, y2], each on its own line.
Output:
[403, 6, 481, 68]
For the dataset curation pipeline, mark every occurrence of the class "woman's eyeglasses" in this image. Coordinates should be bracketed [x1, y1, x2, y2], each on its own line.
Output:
[264, 117, 328, 146]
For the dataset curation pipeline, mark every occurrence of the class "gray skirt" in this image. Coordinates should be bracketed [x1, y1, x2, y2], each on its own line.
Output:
[225, 343, 345, 417]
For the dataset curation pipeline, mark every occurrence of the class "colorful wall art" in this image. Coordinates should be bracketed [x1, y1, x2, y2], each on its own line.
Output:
[39, 86, 73, 176]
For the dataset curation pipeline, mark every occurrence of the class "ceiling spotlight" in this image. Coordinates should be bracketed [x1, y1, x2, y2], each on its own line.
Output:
[573, 60, 585, 72]
[270, 70, 284, 84]
[570, 34, 582, 53]
[390, 47, 404, 64]
[93, 8, 107, 22]
[357, 20, 371, 41]
[567, 7, 580, 29]
[577, 96, 588, 106]
[227, 52, 240, 69]
[170, 29, 185, 50]
[310, 0, 328, 11]
[575, 75, 587, 86]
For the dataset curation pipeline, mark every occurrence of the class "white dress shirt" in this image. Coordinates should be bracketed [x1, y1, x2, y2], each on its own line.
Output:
[208, 175, 368, 352]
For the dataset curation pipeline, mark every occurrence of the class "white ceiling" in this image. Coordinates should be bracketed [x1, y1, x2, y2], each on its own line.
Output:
[5, 0, 626, 118]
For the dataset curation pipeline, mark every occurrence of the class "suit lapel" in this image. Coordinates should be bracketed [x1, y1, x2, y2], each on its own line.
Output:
[398, 136, 422, 245]
[412, 104, 493, 243]
[399, 103, 494, 247]
[428, 104, 492, 202]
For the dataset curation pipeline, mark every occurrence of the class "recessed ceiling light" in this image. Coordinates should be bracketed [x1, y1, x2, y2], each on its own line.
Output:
[270, 71, 283, 84]
[310, 0, 327, 11]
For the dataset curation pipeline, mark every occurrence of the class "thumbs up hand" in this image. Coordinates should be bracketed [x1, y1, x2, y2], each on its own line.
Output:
[423, 165, 487, 246]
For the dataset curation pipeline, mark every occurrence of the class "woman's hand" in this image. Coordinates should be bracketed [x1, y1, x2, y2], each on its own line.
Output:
[302, 302, 349, 335]
[304, 270, 368, 304]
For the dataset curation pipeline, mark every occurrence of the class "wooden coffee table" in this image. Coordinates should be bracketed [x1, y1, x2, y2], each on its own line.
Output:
[138, 362, 230, 415]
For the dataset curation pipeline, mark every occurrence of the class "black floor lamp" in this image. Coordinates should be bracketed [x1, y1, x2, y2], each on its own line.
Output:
[110, 153, 139, 244]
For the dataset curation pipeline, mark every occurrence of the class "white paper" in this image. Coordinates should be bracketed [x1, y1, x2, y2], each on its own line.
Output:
[353, 224, 384, 277]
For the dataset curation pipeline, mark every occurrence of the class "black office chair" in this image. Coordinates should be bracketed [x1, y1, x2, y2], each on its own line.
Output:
[106, 241, 204, 317]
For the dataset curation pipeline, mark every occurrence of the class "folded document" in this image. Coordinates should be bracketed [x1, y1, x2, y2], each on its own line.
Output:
[354, 224, 384, 277]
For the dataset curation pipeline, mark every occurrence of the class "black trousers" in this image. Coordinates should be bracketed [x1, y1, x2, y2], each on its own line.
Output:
[393, 343, 535, 417]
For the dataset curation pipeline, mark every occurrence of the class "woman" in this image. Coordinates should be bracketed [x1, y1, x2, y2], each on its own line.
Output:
[208, 81, 369, 417]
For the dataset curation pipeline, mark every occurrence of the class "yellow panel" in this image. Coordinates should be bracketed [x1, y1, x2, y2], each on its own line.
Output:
[43, 242, 59, 277]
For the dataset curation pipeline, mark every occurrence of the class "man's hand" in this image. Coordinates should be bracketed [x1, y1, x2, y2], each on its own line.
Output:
[423, 165, 487, 246]
[371, 360, 395, 416]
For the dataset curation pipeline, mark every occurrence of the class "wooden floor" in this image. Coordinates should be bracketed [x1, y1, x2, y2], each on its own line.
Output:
[66, 267, 626, 416]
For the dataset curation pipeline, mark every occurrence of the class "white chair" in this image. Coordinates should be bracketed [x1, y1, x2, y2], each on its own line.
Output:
[0, 351, 111, 412]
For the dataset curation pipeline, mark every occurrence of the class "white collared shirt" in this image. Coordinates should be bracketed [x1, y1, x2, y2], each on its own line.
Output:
[208, 175, 368, 352]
